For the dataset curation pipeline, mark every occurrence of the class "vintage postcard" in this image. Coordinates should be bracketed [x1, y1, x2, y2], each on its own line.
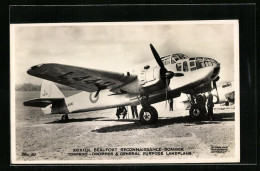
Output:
[10, 20, 240, 164]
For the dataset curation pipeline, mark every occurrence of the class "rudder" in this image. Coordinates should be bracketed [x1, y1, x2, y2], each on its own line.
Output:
[40, 80, 68, 114]
[41, 80, 64, 98]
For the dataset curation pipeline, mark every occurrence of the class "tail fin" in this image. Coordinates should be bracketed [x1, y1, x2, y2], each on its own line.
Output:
[40, 80, 68, 114]
[40, 80, 64, 98]
[24, 80, 68, 114]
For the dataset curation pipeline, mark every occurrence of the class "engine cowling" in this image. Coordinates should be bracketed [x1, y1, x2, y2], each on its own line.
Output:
[138, 66, 167, 95]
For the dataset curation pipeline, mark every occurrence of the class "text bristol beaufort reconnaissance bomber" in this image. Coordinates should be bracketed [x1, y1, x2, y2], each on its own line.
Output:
[24, 44, 220, 124]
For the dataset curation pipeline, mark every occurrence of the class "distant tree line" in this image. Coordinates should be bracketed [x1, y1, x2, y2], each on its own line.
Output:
[15, 83, 76, 91]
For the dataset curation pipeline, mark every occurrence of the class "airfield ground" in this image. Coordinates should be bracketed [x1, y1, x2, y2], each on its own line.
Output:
[13, 91, 237, 163]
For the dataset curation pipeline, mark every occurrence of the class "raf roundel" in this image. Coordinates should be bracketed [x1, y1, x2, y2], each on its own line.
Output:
[89, 92, 99, 103]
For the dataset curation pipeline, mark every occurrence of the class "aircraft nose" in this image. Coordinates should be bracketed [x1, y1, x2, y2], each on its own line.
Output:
[211, 65, 220, 79]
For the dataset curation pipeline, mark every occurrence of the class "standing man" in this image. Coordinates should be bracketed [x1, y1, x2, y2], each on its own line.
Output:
[121, 106, 127, 119]
[131, 105, 138, 119]
[116, 106, 127, 120]
[116, 107, 122, 120]
[207, 91, 214, 121]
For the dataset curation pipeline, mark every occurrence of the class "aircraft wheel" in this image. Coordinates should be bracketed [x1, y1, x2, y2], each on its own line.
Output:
[189, 104, 206, 120]
[225, 101, 229, 106]
[61, 114, 69, 122]
[139, 106, 158, 125]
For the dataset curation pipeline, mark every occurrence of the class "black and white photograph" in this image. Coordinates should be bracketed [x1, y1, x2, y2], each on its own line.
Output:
[10, 20, 239, 164]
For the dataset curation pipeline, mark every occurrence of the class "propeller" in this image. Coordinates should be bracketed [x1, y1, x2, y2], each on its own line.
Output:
[150, 44, 184, 79]
[150, 44, 184, 110]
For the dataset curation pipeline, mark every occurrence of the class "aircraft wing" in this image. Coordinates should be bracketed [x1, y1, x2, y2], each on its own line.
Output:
[23, 98, 64, 107]
[27, 63, 137, 92]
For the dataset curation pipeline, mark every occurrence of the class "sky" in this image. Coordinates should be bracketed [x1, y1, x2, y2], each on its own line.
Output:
[11, 21, 237, 85]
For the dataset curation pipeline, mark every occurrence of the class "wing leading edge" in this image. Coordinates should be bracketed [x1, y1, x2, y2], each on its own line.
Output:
[27, 63, 137, 93]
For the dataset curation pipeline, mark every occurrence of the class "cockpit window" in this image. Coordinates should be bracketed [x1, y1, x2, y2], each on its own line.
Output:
[164, 58, 170, 65]
[199, 60, 205, 68]
[183, 61, 189, 72]
[174, 56, 180, 62]
[190, 61, 196, 71]
[210, 59, 218, 64]
[204, 61, 209, 67]
[176, 63, 182, 71]
[196, 61, 201, 69]
[171, 58, 176, 64]
[190, 61, 195, 67]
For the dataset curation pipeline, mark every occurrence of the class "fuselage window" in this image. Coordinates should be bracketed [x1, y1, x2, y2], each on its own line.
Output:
[176, 63, 182, 71]
[208, 61, 212, 66]
[183, 61, 189, 72]
[222, 82, 231, 88]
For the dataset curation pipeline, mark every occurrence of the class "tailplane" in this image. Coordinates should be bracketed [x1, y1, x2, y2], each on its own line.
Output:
[24, 80, 69, 114]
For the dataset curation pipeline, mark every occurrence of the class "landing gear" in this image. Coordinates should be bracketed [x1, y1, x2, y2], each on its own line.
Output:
[189, 94, 207, 120]
[139, 106, 158, 125]
[225, 101, 229, 106]
[139, 96, 158, 125]
[61, 114, 69, 122]
[189, 104, 206, 120]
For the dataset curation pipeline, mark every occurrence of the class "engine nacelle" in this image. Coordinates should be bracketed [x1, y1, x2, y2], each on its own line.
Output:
[138, 66, 166, 95]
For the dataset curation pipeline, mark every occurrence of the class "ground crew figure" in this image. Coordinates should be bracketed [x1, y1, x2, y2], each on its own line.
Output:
[202, 93, 207, 117]
[116, 107, 121, 120]
[131, 105, 138, 119]
[202, 94, 207, 107]
[207, 91, 214, 121]
[196, 94, 206, 118]
[168, 98, 173, 111]
[121, 106, 127, 119]
[116, 106, 127, 120]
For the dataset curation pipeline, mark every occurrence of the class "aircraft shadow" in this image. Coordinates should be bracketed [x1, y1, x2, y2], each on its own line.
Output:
[45, 117, 105, 124]
[92, 112, 234, 133]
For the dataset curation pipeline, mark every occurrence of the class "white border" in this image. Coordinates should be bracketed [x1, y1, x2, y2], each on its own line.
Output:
[10, 20, 240, 164]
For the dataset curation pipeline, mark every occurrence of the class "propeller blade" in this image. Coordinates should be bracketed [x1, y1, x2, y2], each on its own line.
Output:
[165, 78, 169, 110]
[150, 44, 183, 86]
[150, 44, 166, 71]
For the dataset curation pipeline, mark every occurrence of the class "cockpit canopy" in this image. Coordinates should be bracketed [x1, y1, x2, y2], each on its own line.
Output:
[161, 54, 219, 72]
[161, 53, 189, 65]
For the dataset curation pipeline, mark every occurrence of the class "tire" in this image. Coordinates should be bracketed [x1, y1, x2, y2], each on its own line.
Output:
[61, 115, 69, 122]
[189, 104, 206, 120]
[225, 101, 229, 106]
[139, 106, 158, 125]
[213, 95, 219, 104]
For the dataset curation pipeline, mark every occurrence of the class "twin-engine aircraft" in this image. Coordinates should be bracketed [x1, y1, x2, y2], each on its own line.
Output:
[24, 44, 220, 124]
[182, 81, 234, 110]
